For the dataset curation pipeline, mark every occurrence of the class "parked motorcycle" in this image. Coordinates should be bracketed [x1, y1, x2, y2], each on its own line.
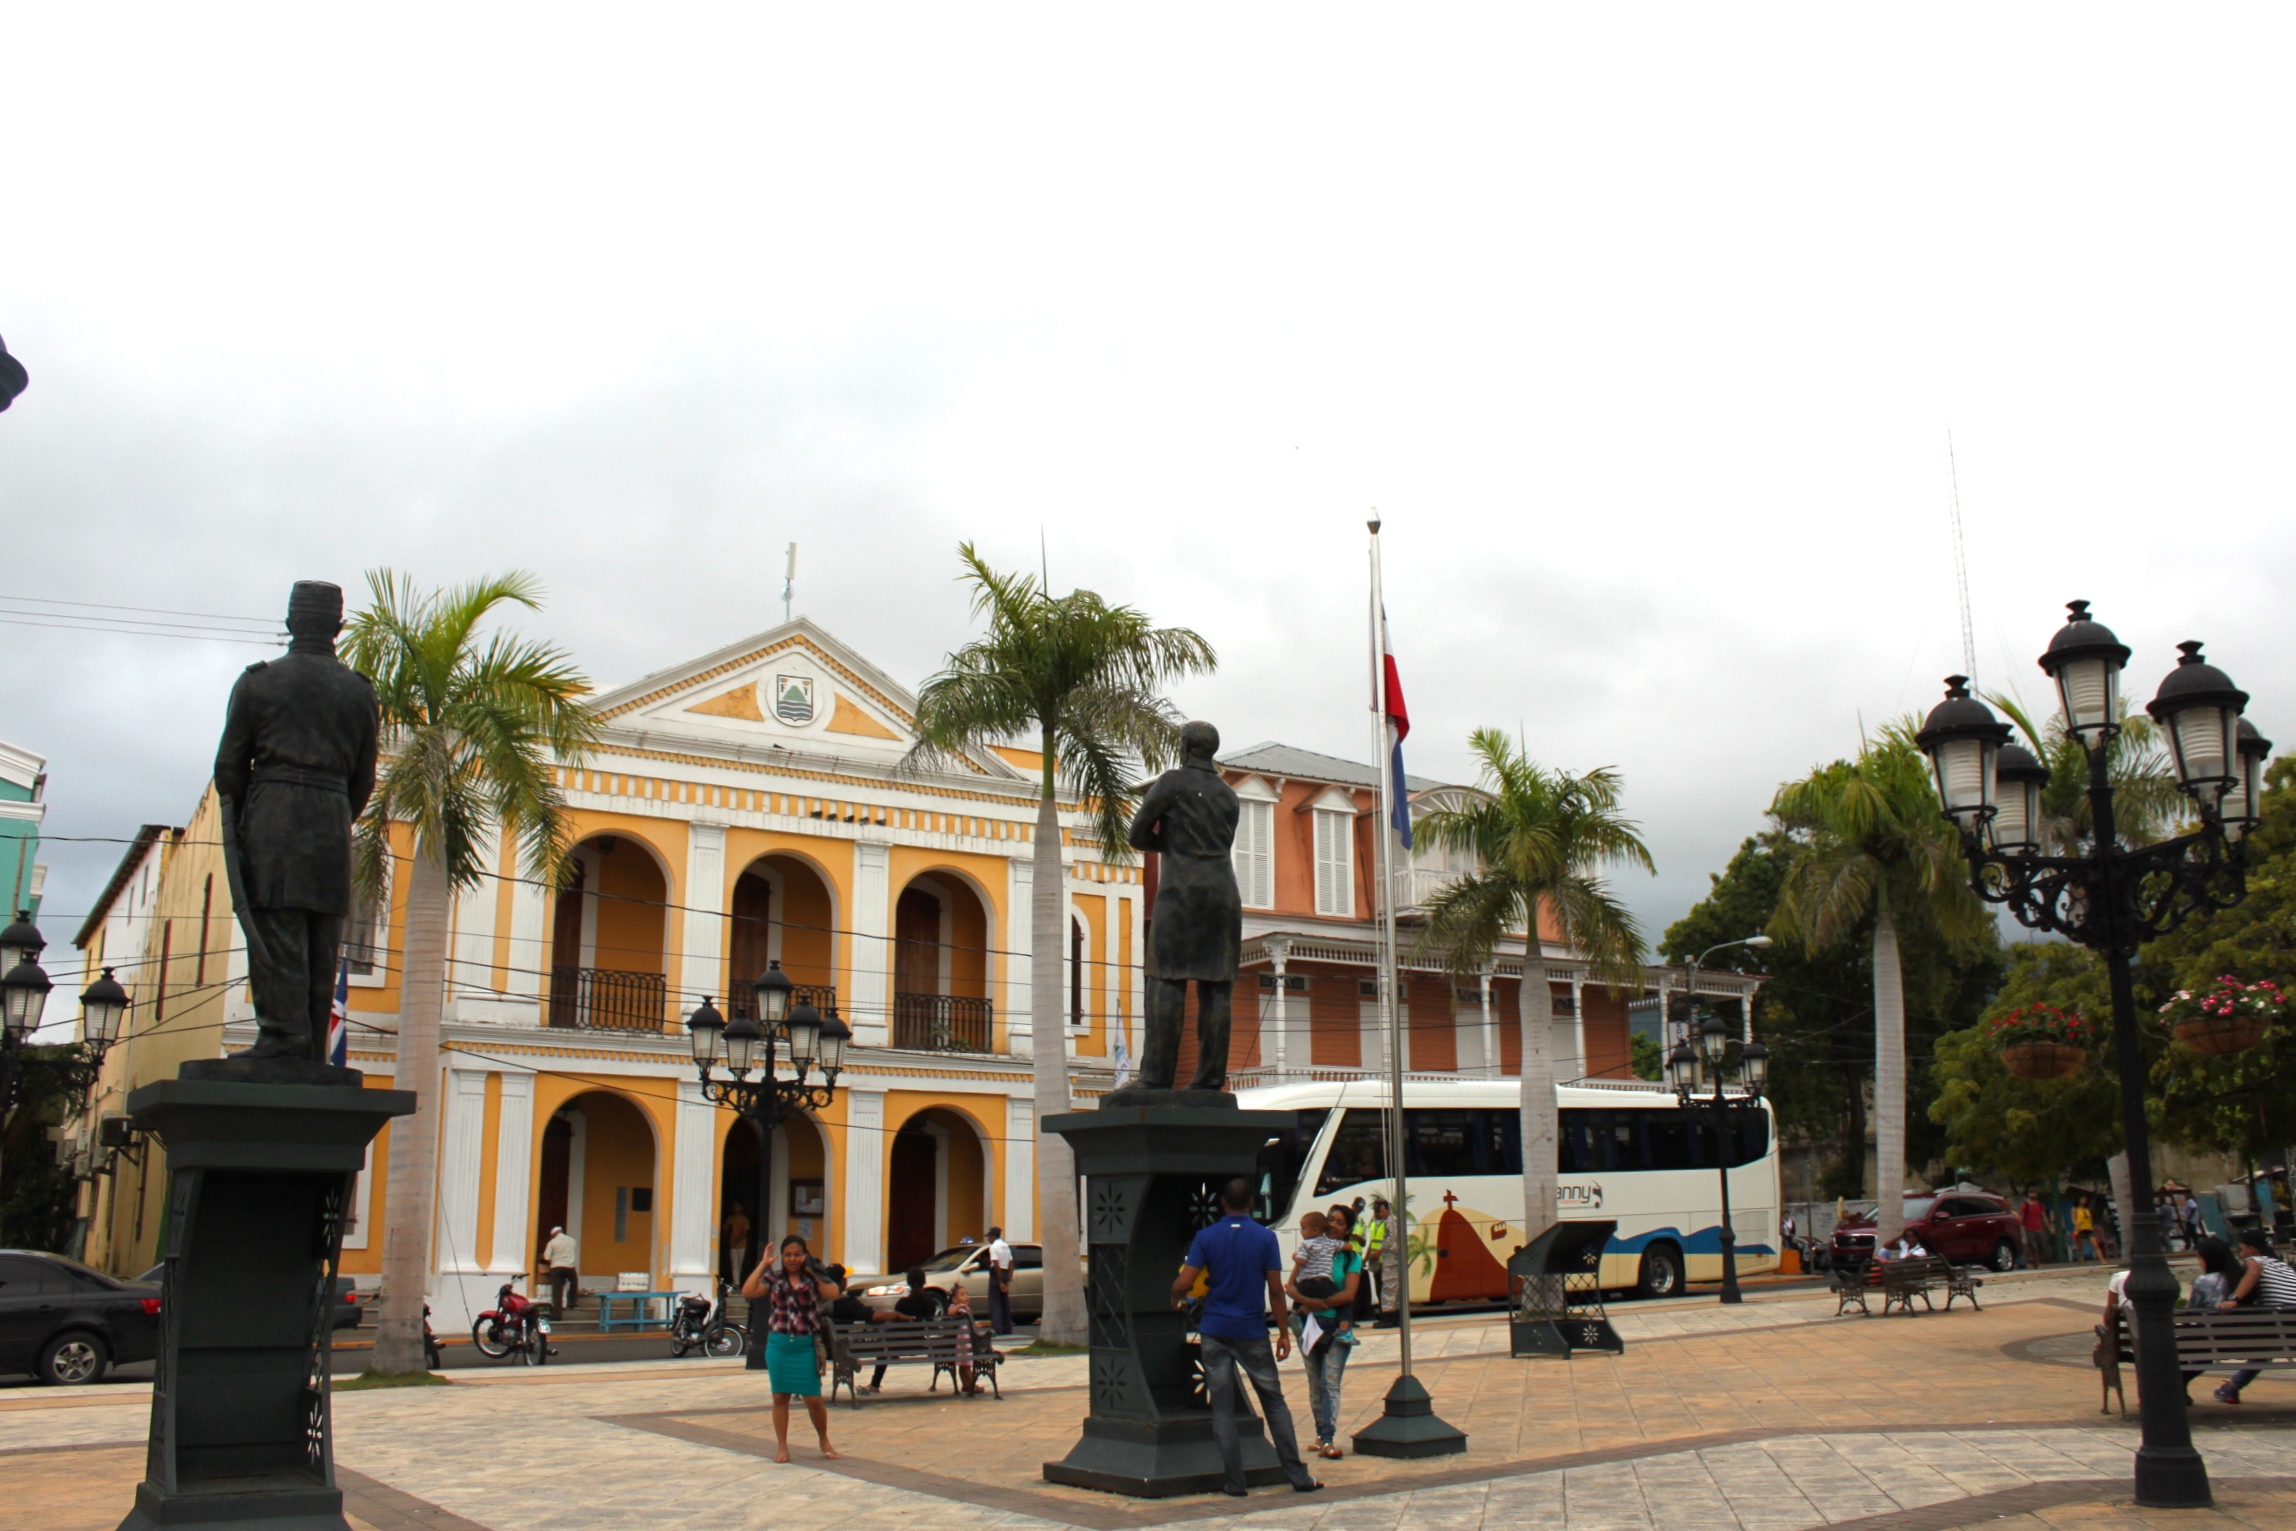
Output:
[472, 1282, 553, 1364]
[670, 1279, 746, 1358]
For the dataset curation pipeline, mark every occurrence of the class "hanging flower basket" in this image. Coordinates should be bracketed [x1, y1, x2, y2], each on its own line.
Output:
[2161, 977, 2285, 1057]
[1985, 1002, 2093, 1080]
[2001, 1041, 2087, 1080]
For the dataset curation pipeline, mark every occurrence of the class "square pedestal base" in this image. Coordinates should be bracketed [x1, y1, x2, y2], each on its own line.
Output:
[1043, 1416, 1284, 1498]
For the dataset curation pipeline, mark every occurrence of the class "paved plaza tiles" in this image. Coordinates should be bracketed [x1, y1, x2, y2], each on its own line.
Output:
[5, 1271, 2293, 1531]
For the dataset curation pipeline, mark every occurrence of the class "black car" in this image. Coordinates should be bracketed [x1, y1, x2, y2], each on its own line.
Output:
[0, 1250, 161, 1385]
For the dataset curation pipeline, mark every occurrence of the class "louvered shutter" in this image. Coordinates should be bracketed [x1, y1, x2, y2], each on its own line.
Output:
[1314, 809, 1353, 917]
[1233, 799, 1274, 909]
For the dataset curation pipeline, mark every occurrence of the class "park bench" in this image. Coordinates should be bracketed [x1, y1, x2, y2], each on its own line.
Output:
[828, 1317, 1001, 1407]
[2114, 1307, 2296, 1377]
[1832, 1256, 1982, 1316]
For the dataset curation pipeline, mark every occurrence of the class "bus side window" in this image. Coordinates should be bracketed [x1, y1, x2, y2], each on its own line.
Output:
[1404, 1110, 1480, 1179]
[1479, 1110, 1522, 1175]
[1560, 1109, 1616, 1174]
[1313, 1110, 1388, 1196]
[1643, 1110, 1696, 1171]
[1730, 1110, 1769, 1168]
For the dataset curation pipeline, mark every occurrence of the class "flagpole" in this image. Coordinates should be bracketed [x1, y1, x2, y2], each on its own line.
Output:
[1368, 514, 1411, 1381]
[1353, 513, 1467, 1461]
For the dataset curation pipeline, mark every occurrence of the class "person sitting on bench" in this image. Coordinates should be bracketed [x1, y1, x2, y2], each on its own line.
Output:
[863, 1268, 940, 1394]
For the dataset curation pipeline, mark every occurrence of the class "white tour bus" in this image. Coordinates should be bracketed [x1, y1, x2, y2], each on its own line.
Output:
[1236, 1076, 1781, 1302]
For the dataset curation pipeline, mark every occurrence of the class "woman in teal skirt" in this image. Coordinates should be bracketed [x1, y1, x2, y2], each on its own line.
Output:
[742, 1234, 844, 1461]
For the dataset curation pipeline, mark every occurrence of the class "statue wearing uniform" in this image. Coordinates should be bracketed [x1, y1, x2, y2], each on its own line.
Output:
[1123, 720, 1242, 1097]
[211, 581, 379, 1066]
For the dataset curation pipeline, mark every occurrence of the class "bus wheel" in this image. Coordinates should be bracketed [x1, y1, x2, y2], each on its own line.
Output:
[1636, 1245, 1684, 1300]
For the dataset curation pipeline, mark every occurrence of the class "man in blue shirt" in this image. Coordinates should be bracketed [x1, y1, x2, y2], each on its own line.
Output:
[1171, 1178, 1322, 1497]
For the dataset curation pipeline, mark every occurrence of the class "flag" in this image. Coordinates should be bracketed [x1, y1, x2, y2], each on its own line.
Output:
[328, 959, 349, 1067]
[1378, 609, 1413, 849]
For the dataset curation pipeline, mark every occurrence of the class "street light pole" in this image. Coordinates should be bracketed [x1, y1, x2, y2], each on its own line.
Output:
[1915, 603, 2269, 1511]
[687, 960, 849, 1372]
[1668, 1012, 1768, 1305]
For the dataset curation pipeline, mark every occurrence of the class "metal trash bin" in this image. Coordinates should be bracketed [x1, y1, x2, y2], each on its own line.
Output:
[1509, 1219, 1623, 1358]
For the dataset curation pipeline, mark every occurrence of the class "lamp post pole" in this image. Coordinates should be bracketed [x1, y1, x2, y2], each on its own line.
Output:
[1668, 1011, 1768, 1305]
[687, 960, 850, 1372]
[1914, 602, 2270, 1511]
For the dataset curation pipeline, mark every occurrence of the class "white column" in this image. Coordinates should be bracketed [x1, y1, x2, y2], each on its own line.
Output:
[843, 1088, 886, 1273]
[682, 821, 728, 1008]
[1269, 942, 1291, 1080]
[1479, 969, 1499, 1080]
[850, 836, 892, 1047]
[1570, 975, 1588, 1080]
[449, 824, 503, 998]
[488, 1072, 536, 1277]
[1003, 1095, 1035, 1240]
[1005, 855, 1034, 1057]
[503, 859, 547, 1008]
[668, 1080, 717, 1296]
[435, 1069, 491, 1327]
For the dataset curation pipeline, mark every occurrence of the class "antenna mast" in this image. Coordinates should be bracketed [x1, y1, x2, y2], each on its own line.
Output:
[782, 543, 797, 625]
[1947, 431, 1976, 684]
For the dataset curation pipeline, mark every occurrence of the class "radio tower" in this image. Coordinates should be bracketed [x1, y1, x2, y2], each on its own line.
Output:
[1947, 431, 1976, 684]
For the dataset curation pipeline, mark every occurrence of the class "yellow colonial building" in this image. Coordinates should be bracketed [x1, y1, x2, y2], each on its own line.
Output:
[79, 619, 1141, 1328]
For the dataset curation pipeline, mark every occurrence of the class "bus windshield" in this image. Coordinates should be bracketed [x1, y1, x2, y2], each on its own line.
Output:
[1256, 1110, 1331, 1221]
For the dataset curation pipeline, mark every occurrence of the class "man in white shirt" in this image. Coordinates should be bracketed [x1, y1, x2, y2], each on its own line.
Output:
[542, 1226, 580, 1318]
[985, 1226, 1015, 1335]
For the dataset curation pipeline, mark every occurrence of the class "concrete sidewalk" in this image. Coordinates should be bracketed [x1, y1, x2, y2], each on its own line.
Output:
[5, 1270, 2289, 1531]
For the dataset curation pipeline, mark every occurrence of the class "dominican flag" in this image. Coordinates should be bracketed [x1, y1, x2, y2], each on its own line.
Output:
[328, 959, 349, 1067]
[1375, 608, 1414, 850]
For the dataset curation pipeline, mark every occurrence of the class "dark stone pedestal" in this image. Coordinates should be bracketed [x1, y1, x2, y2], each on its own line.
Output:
[119, 1077, 414, 1531]
[1041, 1105, 1294, 1498]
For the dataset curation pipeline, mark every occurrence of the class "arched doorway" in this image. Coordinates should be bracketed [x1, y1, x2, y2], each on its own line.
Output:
[727, 853, 839, 1019]
[549, 835, 671, 1031]
[718, 1111, 831, 1280]
[534, 1090, 658, 1289]
[884, 1106, 990, 1272]
[891, 872, 993, 1052]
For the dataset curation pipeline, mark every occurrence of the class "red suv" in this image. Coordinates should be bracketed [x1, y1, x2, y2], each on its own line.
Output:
[1831, 1193, 2022, 1271]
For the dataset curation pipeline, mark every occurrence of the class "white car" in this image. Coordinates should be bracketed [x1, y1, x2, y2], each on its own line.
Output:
[852, 1243, 1041, 1322]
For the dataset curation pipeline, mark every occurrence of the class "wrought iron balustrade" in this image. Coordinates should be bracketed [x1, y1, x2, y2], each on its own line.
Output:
[892, 992, 993, 1053]
[727, 985, 840, 1024]
[548, 966, 670, 1032]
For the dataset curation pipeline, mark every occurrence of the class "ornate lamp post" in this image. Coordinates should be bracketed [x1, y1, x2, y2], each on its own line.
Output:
[687, 959, 850, 1371]
[0, 917, 129, 1193]
[1664, 1010, 1768, 1304]
[1914, 601, 2267, 1510]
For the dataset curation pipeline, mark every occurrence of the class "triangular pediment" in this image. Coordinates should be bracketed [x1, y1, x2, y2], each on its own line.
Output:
[587, 618, 1016, 778]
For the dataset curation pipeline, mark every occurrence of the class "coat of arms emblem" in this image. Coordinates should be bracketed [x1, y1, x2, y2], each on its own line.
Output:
[773, 674, 815, 724]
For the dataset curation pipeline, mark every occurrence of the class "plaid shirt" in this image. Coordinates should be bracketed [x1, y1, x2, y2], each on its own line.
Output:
[753, 1266, 823, 1335]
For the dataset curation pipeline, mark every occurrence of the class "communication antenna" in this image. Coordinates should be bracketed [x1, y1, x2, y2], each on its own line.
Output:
[782, 543, 797, 625]
[1947, 430, 1976, 684]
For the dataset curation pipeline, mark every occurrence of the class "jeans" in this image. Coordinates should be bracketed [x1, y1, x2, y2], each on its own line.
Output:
[1302, 1336, 1350, 1445]
[989, 1277, 1013, 1335]
[1199, 1334, 1316, 1493]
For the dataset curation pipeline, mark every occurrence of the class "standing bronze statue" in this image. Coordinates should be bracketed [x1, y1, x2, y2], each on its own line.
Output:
[1115, 720, 1241, 1102]
[206, 581, 379, 1072]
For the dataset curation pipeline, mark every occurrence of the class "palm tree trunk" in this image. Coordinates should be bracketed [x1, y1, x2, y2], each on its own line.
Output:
[1032, 770, 1086, 1345]
[1871, 899, 1907, 1244]
[373, 839, 448, 1373]
[1517, 946, 1558, 1246]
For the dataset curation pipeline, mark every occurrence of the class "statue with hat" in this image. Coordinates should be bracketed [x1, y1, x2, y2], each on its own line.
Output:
[207, 581, 380, 1071]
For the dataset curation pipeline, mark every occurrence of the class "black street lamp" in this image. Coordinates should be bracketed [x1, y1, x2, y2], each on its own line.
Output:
[1915, 601, 2268, 1511]
[687, 959, 851, 1371]
[0, 920, 128, 1195]
[1664, 1009, 1767, 1305]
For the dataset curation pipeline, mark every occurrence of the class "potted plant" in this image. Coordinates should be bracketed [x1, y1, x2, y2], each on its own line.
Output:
[1986, 1002, 2092, 1080]
[2161, 976, 2286, 1057]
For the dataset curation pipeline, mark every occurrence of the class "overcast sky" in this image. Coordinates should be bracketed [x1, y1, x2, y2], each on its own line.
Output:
[4, 9, 2292, 1018]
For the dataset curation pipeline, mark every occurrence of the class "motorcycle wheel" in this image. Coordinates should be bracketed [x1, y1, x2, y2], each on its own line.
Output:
[671, 1333, 692, 1357]
[704, 1325, 745, 1359]
[472, 1320, 514, 1359]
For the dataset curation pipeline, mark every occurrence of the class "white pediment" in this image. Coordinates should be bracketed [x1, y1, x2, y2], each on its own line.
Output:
[586, 619, 1017, 777]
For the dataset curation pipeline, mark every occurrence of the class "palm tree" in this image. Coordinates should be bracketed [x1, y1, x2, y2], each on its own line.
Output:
[913, 545, 1215, 1345]
[1770, 721, 1986, 1243]
[345, 572, 599, 1374]
[1415, 729, 1654, 1250]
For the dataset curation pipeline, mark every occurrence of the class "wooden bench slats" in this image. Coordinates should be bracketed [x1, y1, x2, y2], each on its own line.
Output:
[2114, 1309, 2296, 1371]
[828, 1317, 1001, 1406]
